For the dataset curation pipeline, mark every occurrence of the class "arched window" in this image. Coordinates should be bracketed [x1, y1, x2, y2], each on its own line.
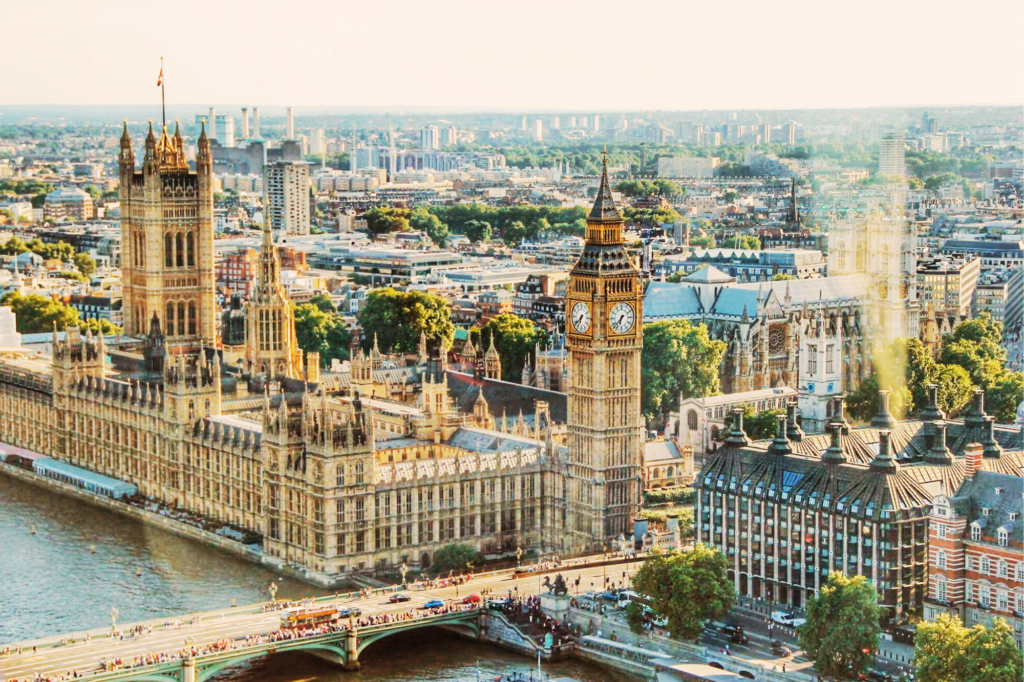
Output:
[166, 302, 175, 337]
[177, 301, 185, 337]
[835, 241, 847, 272]
[666, 466, 674, 479]
[175, 233, 184, 267]
[880, 245, 890, 272]
[186, 232, 195, 267]
[937, 550, 947, 569]
[165, 233, 173, 268]
[855, 243, 866, 271]
[688, 409, 699, 431]
[187, 301, 196, 336]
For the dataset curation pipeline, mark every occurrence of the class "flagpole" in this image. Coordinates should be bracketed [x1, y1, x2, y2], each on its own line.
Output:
[160, 57, 166, 129]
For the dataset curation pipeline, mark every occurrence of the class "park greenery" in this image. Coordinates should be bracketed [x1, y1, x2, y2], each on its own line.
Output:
[362, 207, 450, 247]
[847, 316, 1022, 423]
[719, 235, 761, 250]
[356, 288, 455, 355]
[293, 296, 352, 368]
[631, 544, 733, 640]
[614, 179, 682, 198]
[0, 292, 120, 335]
[798, 572, 880, 680]
[0, 236, 77, 262]
[427, 204, 587, 247]
[915, 613, 1022, 682]
[472, 313, 547, 383]
[641, 320, 726, 421]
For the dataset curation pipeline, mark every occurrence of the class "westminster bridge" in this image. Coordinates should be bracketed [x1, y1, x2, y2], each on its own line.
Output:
[1, 559, 638, 682]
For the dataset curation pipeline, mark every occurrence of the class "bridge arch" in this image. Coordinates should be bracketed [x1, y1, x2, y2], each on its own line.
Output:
[195, 643, 347, 682]
[112, 674, 182, 682]
[356, 619, 479, 659]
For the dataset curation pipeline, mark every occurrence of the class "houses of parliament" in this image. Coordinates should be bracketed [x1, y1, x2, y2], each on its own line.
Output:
[0, 123, 644, 576]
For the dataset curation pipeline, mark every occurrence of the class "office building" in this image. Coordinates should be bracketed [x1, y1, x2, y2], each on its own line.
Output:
[421, 126, 440, 150]
[917, 254, 981, 319]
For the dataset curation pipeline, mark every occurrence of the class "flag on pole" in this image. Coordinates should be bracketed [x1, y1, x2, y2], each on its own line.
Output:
[157, 66, 163, 87]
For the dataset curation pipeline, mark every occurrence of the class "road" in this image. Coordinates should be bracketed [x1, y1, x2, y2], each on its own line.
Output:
[0, 559, 638, 682]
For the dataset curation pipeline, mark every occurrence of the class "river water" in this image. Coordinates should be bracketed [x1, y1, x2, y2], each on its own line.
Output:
[0, 474, 636, 682]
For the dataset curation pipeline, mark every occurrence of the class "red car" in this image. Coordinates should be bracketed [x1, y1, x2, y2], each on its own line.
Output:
[389, 594, 411, 603]
[462, 594, 481, 604]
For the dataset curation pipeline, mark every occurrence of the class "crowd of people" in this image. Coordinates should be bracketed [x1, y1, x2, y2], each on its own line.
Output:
[497, 594, 578, 650]
[261, 597, 317, 613]
[5, 602, 483, 682]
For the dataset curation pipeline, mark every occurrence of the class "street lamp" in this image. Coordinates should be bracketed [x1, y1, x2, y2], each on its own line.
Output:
[269, 581, 278, 603]
[400, 562, 409, 587]
[109, 607, 119, 632]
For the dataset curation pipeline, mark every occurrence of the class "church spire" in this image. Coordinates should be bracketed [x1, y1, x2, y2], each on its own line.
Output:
[584, 148, 625, 245]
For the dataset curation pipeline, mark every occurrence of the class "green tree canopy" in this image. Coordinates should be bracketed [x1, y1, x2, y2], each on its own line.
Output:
[916, 614, 1022, 682]
[742, 406, 785, 441]
[357, 288, 454, 354]
[798, 572, 880, 679]
[476, 313, 547, 383]
[293, 303, 352, 367]
[0, 292, 81, 333]
[631, 544, 734, 641]
[771, 273, 797, 281]
[719, 235, 761, 250]
[462, 219, 492, 244]
[363, 207, 411, 237]
[430, 543, 478, 575]
[986, 372, 1024, 424]
[308, 292, 337, 313]
[641, 320, 726, 420]
[689, 234, 716, 249]
[408, 207, 450, 247]
[73, 252, 97, 277]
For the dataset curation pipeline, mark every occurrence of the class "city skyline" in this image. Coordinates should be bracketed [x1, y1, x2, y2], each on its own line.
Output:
[1, 0, 1021, 110]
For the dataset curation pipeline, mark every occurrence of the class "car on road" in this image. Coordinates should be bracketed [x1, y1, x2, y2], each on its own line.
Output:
[728, 632, 749, 645]
[859, 672, 895, 682]
[420, 598, 445, 609]
[770, 611, 806, 628]
[462, 594, 481, 604]
[582, 591, 600, 600]
[721, 624, 745, 637]
[770, 642, 793, 657]
[389, 594, 411, 603]
[598, 591, 619, 602]
[337, 607, 362, 618]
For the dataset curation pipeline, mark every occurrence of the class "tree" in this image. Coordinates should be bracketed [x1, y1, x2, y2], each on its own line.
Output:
[689, 234, 716, 249]
[916, 614, 1022, 682]
[631, 544, 734, 641]
[409, 207, 450, 247]
[462, 219, 492, 244]
[625, 600, 647, 634]
[641, 320, 726, 420]
[0, 235, 28, 255]
[476, 313, 546, 383]
[798, 572, 880, 680]
[771, 273, 797, 281]
[73, 252, 97, 278]
[932, 364, 974, 416]
[986, 372, 1024, 424]
[363, 207, 410, 237]
[293, 303, 352, 367]
[308, 293, 336, 313]
[430, 543, 477, 575]
[720, 235, 760, 250]
[0, 292, 80, 333]
[357, 288, 454, 354]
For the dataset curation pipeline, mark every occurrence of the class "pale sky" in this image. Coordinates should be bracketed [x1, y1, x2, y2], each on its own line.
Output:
[2, 0, 1021, 110]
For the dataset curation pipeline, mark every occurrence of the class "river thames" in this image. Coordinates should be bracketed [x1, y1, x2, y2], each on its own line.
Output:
[0, 475, 636, 682]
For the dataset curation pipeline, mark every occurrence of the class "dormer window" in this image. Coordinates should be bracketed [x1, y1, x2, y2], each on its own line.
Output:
[982, 508, 990, 516]
[1011, 513, 1018, 522]
[971, 524, 981, 541]
[999, 529, 1009, 547]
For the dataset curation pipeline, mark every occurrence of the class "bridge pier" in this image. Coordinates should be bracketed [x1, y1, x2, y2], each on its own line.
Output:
[182, 656, 196, 682]
[343, 628, 360, 671]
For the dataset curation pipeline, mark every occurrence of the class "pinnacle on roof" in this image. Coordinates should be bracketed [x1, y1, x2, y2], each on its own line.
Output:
[767, 414, 792, 456]
[870, 390, 897, 430]
[724, 408, 752, 448]
[870, 430, 899, 473]
[587, 150, 621, 222]
[822, 424, 846, 465]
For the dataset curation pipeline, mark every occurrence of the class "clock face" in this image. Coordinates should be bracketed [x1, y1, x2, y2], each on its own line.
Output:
[609, 302, 636, 334]
[571, 301, 591, 334]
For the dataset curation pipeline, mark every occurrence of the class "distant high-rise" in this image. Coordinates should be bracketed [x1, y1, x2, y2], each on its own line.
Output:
[216, 115, 235, 147]
[264, 161, 310, 235]
[420, 125, 440, 150]
[879, 133, 906, 178]
[310, 128, 325, 155]
[921, 111, 938, 134]
[533, 119, 544, 142]
[762, 123, 771, 144]
[439, 126, 458, 147]
[784, 121, 796, 145]
[592, 115, 600, 132]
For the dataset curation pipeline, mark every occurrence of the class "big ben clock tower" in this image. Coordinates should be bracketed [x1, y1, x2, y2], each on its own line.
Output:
[566, 153, 644, 550]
